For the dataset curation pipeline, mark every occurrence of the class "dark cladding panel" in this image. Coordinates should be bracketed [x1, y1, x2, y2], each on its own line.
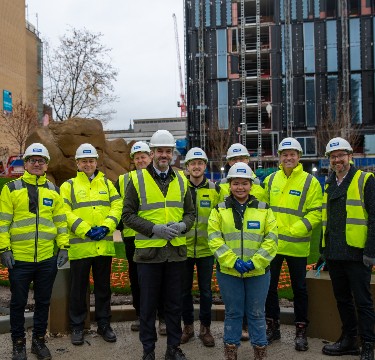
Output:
[270, 25, 281, 78]
[293, 76, 305, 128]
[271, 78, 282, 131]
[230, 54, 240, 75]
[362, 71, 374, 125]
[315, 21, 327, 73]
[315, 74, 327, 126]
[361, 17, 373, 70]
[292, 23, 304, 75]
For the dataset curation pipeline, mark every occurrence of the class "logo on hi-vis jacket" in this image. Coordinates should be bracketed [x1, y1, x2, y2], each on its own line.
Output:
[247, 221, 260, 229]
[43, 198, 53, 207]
[200, 200, 211, 208]
[289, 190, 301, 196]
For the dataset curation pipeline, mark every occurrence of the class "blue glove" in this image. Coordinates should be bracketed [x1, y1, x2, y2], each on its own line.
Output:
[57, 249, 69, 268]
[246, 260, 255, 271]
[86, 227, 100, 239]
[1, 250, 15, 269]
[92, 226, 109, 241]
[234, 258, 252, 274]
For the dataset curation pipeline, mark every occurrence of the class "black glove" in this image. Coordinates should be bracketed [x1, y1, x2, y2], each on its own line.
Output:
[152, 224, 179, 241]
[57, 249, 69, 268]
[1, 250, 15, 269]
[92, 226, 110, 241]
[314, 255, 328, 271]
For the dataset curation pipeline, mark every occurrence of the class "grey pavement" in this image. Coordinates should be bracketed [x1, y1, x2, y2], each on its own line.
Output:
[0, 320, 357, 360]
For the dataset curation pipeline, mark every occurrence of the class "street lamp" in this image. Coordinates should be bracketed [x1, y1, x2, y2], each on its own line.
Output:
[312, 166, 317, 177]
[220, 166, 225, 179]
[266, 103, 272, 120]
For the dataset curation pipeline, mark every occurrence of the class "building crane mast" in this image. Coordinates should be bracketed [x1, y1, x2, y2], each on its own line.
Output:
[172, 13, 187, 118]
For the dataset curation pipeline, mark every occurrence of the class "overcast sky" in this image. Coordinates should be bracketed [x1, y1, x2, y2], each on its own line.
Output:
[26, 0, 185, 130]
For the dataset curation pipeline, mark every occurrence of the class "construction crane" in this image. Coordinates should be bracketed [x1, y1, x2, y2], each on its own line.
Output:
[172, 13, 187, 118]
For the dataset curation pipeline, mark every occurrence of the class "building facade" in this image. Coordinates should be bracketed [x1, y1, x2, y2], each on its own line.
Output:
[185, 0, 375, 172]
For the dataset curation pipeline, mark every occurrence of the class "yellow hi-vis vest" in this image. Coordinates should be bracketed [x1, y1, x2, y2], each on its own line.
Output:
[322, 170, 373, 249]
[118, 172, 136, 238]
[132, 169, 188, 248]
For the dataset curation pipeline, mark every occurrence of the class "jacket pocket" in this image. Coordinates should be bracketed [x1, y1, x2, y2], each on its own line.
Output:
[135, 248, 157, 260]
[177, 245, 187, 257]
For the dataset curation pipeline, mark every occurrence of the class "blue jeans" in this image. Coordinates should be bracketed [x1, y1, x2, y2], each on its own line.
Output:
[9, 256, 58, 340]
[182, 256, 214, 326]
[265, 254, 308, 323]
[217, 269, 270, 347]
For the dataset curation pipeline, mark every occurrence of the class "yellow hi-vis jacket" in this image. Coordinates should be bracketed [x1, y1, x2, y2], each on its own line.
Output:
[60, 171, 122, 260]
[186, 178, 221, 258]
[132, 169, 188, 248]
[218, 178, 268, 203]
[263, 163, 323, 257]
[208, 196, 278, 277]
[322, 170, 373, 249]
[0, 171, 69, 262]
[117, 172, 135, 238]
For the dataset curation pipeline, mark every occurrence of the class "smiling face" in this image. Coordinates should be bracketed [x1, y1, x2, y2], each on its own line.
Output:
[24, 156, 48, 176]
[133, 152, 152, 170]
[229, 178, 252, 203]
[76, 158, 97, 177]
[152, 147, 173, 172]
[186, 159, 206, 180]
[329, 150, 352, 176]
[228, 156, 250, 167]
[279, 149, 300, 174]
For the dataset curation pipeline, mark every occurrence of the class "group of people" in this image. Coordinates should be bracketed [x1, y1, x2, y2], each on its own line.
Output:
[0, 130, 374, 360]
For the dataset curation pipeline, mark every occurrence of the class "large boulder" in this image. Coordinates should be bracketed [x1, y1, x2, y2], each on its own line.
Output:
[26, 118, 134, 185]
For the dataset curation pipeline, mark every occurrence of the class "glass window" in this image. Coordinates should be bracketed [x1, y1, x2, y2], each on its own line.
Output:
[291, 0, 297, 20]
[326, 21, 338, 72]
[305, 76, 316, 127]
[351, 73, 362, 124]
[205, 0, 211, 27]
[216, 0, 221, 26]
[280, 0, 285, 21]
[226, 0, 231, 25]
[195, 0, 200, 28]
[314, 0, 320, 18]
[350, 18, 361, 71]
[217, 29, 227, 78]
[296, 137, 317, 156]
[327, 75, 338, 120]
[303, 0, 308, 19]
[218, 81, 229, 129]
[304, 23, 315, 73]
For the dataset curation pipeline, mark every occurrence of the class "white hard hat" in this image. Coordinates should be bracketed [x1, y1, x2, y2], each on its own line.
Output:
[185, 147, 208, 164]
[278, 137, 303, 154]
[226, 143, 250, 160]
[130, 141, 151, 159]
[23, 143, 50, 161]
[227, 162, 256, 181]
[149, 130, 176, 148]
[75, 143, 99, 159]
[325, 137, 353, 157]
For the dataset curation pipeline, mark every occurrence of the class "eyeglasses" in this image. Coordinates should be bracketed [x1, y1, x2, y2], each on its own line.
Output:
[28, 158, 47, 165]
[329, 153, 349, 161]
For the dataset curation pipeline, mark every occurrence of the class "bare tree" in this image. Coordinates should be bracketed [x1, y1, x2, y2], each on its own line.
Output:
[316, 92, 361, 157]
[44, 28, 118, 122]
[0, 98, 39, 154]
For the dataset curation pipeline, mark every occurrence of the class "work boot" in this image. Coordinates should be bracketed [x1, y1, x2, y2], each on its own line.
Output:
[199, 324, 215, 347]
[164, 345, 187, 360]
[181, 324, 194, 344]
[224, 343, 237, 360]
[295, 322, 308, 351]
[71, 329, 84, 345]
[266, 318, 280, 344]
[12, 338, 26, 360]
[253, 345, 267, 360]
[142, 350, 155, 360]
[31, 335, 51, 360]
[97, 324, 117, 342]
[158, 319, 167, 336]
[241, 324, 249, 341]
[322, 334, 360, 356]
[131, 316, 140, 332]
[361, 342, 375, 360]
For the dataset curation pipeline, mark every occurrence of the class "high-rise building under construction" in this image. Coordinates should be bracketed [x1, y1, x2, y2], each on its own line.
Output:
[185, 0, 375, 171]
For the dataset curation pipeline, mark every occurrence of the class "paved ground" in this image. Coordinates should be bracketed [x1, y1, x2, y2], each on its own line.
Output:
[0, 321, 358, 360]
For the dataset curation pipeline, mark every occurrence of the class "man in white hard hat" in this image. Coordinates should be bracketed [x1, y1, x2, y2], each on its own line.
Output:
[321, 137, 375, 359]
[115, 142, 166, 334]
[180, 147, 221, 347]
[264, 137, 322, 352]
[60, 143, 122, 346]
[122, 130, 195, 360]
[0, 143, 69, 360]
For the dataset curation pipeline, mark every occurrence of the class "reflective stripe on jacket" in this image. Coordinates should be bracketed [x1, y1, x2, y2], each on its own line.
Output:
[322, 169, 373, 249]
[132, 169, 188, 248]
[208, 196, 278, 277]
[60, 171, 122, 260]
[186, 178, 221, 258]
[118, 172, 135, 238]
[0, 171, 69, 262]
[263, 163, 322, 257]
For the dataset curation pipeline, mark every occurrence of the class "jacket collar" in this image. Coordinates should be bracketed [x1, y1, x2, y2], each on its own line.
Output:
[22, 170, 47, 185]
[278, 162, 303, 178]
[188, 176, 208, 189]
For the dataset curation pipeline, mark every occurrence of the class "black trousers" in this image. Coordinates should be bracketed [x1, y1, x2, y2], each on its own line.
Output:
[327, 259, 375, 342]
[137, 261, 184, 353]
[69, 256, 112, 330]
